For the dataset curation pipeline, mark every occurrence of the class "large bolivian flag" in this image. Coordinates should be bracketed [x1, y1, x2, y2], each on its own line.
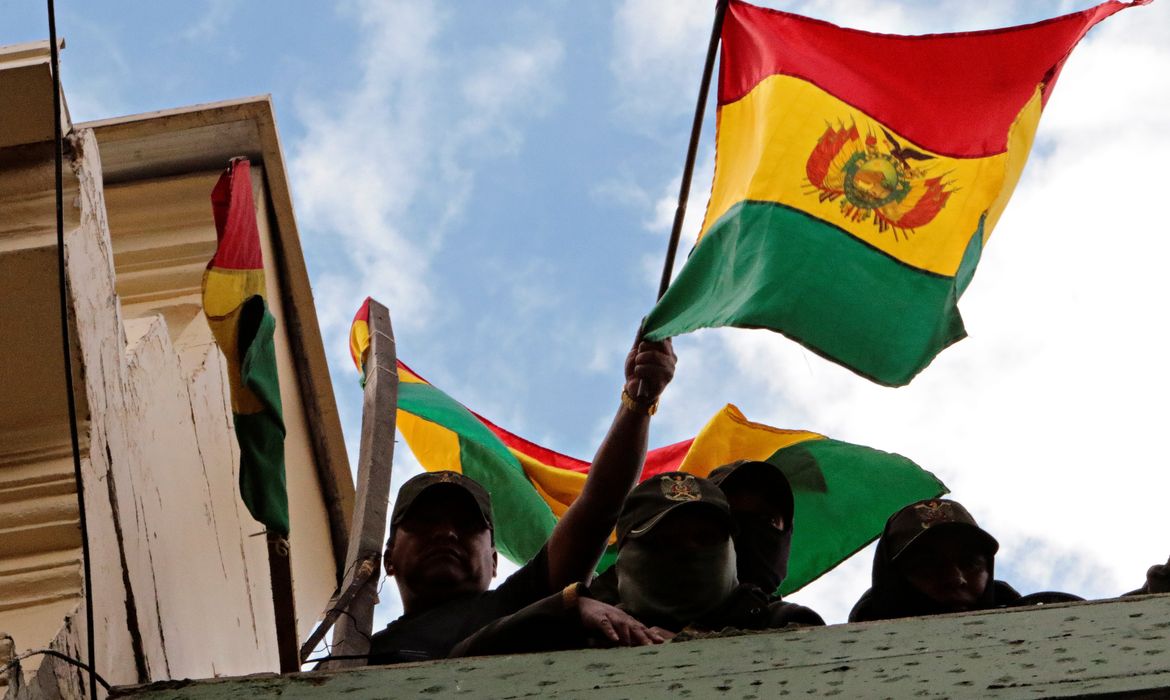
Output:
[203, 158, 289, 536]
[351, 301, 944, 592]
[644, 0, 1149, 386]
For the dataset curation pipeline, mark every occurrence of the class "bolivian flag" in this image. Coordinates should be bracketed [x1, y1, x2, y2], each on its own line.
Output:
[351, 300, 944, 592]
[679, 405, 946, 596]
[203, 158, 289, 536]
[644, 0, 1149, 386]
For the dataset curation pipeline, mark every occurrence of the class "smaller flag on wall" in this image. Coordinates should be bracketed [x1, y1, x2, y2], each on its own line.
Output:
[203, 158, 289, 536]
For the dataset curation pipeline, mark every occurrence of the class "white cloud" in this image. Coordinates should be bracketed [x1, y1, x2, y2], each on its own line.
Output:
[610, 0, 712, 123]
[289, 0, 563, 377]
[181, 0, 239, 42]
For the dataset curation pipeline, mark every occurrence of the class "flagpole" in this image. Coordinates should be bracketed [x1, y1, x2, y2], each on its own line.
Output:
[267, 533, 300, 673]
[654, 0, 729, 300]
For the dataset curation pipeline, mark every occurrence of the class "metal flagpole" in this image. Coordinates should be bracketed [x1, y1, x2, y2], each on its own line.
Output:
[654, 0, 730, 300]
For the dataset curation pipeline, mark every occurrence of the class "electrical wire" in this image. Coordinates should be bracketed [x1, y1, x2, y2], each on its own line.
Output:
[1, 650, 112, 693]
[46, 2, 99, 699]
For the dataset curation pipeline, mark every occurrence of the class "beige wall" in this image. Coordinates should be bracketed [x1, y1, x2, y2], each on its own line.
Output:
[1, 79, 350, 695]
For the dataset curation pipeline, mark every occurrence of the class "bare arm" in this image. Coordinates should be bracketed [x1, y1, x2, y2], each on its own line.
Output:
[449, 586, 666, 658]
[544, 336, 676, 589]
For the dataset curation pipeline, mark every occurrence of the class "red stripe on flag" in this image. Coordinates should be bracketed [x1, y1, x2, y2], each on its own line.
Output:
[210, 158, 264, 270]
[644, 439, 694, 479]
[477, 413, 592, 473]
[353, 296, 371, 326]
[720, 0, 1135, 157]
[397, 358, 694, 480]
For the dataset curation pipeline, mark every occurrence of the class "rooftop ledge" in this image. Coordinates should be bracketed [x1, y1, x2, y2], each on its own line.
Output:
[114, 593, 1170, 699]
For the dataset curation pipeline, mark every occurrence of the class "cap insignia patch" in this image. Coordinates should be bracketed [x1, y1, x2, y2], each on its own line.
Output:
[660, 473, 701, 502]
[914, 499, 951, 529]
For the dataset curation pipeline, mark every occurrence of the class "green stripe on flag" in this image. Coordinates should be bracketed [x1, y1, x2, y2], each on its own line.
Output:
[236, 296, 289, 535]
[397, 381, 556, 565]
[643, 201, 970, 386]
[456, 437, 557, 565]
[771, 438, 947, 596]
[397, 382, 516, 466]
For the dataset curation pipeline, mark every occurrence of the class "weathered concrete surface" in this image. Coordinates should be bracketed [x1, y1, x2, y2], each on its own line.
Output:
[115, 594, 1170, 699]
[2, 46, 353, 695]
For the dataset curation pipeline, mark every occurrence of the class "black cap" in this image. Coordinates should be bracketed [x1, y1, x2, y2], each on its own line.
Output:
[708, 460, 794, 526]
[885, 499, 998, 561]
[390, 471, 493, 533]
[617, 472, 732, 547]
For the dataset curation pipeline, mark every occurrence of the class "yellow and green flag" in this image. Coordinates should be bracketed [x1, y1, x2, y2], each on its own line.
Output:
[644, 0, 1149, 386]
[203, 158, 288, 536]
[679, 404, 946, 595]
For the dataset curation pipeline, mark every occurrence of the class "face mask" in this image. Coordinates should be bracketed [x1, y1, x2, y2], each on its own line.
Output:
[731, 512, 791, 595]
[616, 539, 738, 626]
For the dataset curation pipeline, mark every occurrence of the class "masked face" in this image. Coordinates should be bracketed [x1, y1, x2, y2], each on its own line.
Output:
[615, 506, 738, 626]
[729, 512, 790, 595]
[722, 481, 792, 595]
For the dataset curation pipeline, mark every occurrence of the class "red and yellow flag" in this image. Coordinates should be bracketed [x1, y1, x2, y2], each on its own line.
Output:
[645, 0, 1149, 386]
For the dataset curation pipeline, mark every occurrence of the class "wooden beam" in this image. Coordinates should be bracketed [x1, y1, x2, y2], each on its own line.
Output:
[266, 534, 299, 674]
[305, 299, 398, 668]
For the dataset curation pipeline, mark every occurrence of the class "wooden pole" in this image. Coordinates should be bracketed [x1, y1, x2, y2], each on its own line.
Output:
[304, 299, 398, 668]
[267, 533, 300, 673]
[654, 0, 730, 300]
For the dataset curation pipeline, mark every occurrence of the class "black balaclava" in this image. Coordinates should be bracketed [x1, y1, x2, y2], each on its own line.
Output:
[709, 461, 795, 596]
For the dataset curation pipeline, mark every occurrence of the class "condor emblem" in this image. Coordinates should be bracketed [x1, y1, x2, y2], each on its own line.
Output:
[913, 499, 953, 529]
[660, 473, 702, 502]
[805, 121, 953, 240]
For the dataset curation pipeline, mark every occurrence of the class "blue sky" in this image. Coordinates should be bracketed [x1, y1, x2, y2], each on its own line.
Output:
[4, 0, 1169, 632]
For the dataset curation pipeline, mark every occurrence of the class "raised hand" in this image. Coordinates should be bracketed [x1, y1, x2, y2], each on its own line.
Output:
[624, 335, 676, 406]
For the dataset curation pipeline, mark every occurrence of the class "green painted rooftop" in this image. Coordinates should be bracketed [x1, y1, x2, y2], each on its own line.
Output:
[113, 593, 1170, 699]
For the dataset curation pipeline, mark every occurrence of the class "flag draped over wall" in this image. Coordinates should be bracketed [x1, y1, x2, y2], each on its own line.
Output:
[643, 0, 1149, 387]
[203, 158, 289, 536]
[351, 299, 945, 592]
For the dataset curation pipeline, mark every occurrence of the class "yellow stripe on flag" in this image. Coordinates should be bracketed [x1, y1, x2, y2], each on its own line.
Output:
[511, 449, 619, 544]
[704, 75, 1043, 276]
[679, 404, 825, 476]
[398, 365, 426, 384]
[202, 267, 268, 415]
[512, 449, 585, 518]
[396, 411, 463, 474]
[202, 268, 267, 318]
[349, 319, 370, 372]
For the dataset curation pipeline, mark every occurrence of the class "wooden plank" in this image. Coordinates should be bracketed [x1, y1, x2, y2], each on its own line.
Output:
[304, 300, 397, 668]
[266, 534, 299, 674]
[118, 593, 1170, 699]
